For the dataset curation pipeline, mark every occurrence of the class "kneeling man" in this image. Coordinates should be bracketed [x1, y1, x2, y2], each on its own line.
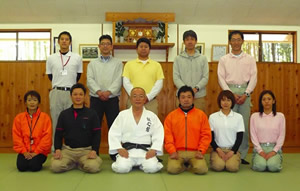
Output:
[164, 85, 211, 174]
[108, 87, 164, 173]
[51, 83, 102, 173]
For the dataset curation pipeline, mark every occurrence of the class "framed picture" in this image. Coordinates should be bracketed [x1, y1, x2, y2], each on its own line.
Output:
[181, 42, 205, 55]
[53, 37, 72, 53]
[211, 44, 228, 62]
[79, 44, 100, 61]
[53, 37, 59, 53]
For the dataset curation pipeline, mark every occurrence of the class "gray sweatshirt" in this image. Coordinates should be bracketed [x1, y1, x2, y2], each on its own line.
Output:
[173, 50, 209, 98]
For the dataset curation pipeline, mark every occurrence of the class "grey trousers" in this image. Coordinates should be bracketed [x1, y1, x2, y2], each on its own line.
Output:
[49, 89, 72, 150]
[228, 84, 251, 159]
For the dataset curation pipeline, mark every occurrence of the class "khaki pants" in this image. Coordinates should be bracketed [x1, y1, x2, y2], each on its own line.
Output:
[127, 98, 158, 115]
[167, 151, 208, 175]
[50, 145, 102, 173]
[210, 149, 241, 172]
[176, 97, 206, 112]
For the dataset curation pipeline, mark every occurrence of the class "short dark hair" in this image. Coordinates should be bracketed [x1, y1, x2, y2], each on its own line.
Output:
[99, 34, 112, 44]
[217, 90, 235, 109]
[229, 30, 244, 41]
[258, 90, 277, 116]
[136, 38, 151, 49]
[70, 83, 86, 95]
[58, 31, 72, 42]
[24, 90, 41, 103]
[177, 85, 194, 98]
[183, 30, 197, 41]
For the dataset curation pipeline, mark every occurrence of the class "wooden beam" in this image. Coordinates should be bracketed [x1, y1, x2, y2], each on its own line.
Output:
[106, 12, 175, 23]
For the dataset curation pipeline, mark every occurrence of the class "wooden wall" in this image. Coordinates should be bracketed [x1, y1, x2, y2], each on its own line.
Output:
[0, 61, 299, 153]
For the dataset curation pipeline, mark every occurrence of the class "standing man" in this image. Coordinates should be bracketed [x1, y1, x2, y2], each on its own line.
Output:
[46, 31, 83, 149]
[108, 87, 164, 174]
[87, 34, 123, 132]
[173, 30, 209, 111]
[122, 38, 164, 115]
[51, 83, 102, 173]
[164, 85, 211, 174]
[217, 30, 257, 164]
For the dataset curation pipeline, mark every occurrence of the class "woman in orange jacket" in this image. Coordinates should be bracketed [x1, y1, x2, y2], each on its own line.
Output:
[12, 90, 52, 172]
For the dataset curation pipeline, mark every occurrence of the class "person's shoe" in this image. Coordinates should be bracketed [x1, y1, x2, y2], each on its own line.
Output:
[241, 159, 250, 165]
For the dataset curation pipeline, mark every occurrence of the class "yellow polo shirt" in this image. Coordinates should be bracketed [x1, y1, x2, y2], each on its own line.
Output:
[122, 58, 164, 93]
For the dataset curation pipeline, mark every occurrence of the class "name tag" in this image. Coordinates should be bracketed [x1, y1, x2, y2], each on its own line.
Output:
[61, 69, 68, 76]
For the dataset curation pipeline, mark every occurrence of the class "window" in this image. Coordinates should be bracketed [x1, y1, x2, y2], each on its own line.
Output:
[0, 30, 51, 61]
[230, 30, 296, 63]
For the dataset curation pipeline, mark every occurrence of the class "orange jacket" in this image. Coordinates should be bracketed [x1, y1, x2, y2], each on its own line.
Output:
[12, 108, 52, 156]
[164, 107, 211, 154]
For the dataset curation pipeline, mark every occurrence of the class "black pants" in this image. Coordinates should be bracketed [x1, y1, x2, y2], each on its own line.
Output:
[17, 154, 47, 172]
[90, 96, 119, 129]
[90, 96, 119, 161]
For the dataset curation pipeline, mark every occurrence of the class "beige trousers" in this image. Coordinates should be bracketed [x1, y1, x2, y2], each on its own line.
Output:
[50, 145, 102, 173]
[210, 149, 241, 172]
[167, 151, 208, 175]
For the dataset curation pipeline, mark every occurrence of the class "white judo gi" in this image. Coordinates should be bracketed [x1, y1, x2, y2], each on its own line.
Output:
[108, 107, 164, 173]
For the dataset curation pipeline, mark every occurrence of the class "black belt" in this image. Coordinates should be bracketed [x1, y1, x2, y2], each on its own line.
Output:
[54, 86, 71, 91]
[122, 142, 151, 152]
[121, 142, 163, 162]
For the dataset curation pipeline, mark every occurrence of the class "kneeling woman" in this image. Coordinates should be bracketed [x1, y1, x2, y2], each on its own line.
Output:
[209, 90, 244, 172]
[12, 90, 52, 172]
[250, 90, 285, 172]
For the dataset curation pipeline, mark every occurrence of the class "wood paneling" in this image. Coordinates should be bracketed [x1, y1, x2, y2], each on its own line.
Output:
[1, 61, 300, 153]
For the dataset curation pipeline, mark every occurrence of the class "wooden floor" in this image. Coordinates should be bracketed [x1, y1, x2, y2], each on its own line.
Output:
[1, 153, 300, 191]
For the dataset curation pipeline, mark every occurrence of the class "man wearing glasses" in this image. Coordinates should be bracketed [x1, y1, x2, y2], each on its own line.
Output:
[87, 34, 123, 155]
[217, 30, 257, 165]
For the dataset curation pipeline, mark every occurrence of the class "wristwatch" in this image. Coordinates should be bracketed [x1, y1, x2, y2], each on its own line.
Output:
[195, 86, 200, 92]
[244, 92, 250, 97]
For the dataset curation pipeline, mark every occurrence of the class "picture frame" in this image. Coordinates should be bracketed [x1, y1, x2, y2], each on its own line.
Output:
[211, 44, 228, 62]
[53, 37, 59, 53]
[79, 44, 100, 61]
[53, 37, 72, 53]
[181, 42, 205, 55]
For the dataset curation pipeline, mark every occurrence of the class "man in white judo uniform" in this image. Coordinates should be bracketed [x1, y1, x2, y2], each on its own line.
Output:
[108, 87, 164, 173]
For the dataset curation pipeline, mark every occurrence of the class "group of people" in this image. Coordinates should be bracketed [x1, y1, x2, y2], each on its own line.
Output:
[12, 30, 285, 174]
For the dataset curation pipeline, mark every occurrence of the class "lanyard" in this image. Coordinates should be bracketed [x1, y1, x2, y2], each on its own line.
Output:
[26, 112, 41, 147]
[60, 53, 71, 70]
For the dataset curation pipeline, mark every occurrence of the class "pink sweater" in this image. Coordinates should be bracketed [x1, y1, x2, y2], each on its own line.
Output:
[250, 112, 285, 153]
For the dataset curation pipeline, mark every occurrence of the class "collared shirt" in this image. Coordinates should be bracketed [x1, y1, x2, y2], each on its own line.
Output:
[108, 107, 164, 157]
[87, 56, 123, 98]
[122, 58, 164, 100]
[217, 52, 257, 94]
[209, 110, 244, 148]
[250, 112, 286, 153]
[46, 51, 83, 88]
[100, 55, 111, 63]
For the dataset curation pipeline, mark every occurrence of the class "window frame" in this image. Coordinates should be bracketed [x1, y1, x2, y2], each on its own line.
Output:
[228, 30, 297, 63]
[0, 29, 52, 61]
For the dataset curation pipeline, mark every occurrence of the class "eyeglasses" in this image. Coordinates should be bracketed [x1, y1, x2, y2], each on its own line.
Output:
[230, 38, 243, 42]
[100, 43, 112, 46]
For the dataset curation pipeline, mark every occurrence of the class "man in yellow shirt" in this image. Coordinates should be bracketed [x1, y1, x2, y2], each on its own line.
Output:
[122, 38, 164, 115]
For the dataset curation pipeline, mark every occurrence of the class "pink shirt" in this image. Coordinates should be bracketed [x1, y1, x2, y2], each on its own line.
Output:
[250, 112, 285, 153]
[217, 52, 257, 94]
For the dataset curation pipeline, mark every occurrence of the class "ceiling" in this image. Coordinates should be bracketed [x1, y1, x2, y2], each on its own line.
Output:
[0, 0, 300, 25]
